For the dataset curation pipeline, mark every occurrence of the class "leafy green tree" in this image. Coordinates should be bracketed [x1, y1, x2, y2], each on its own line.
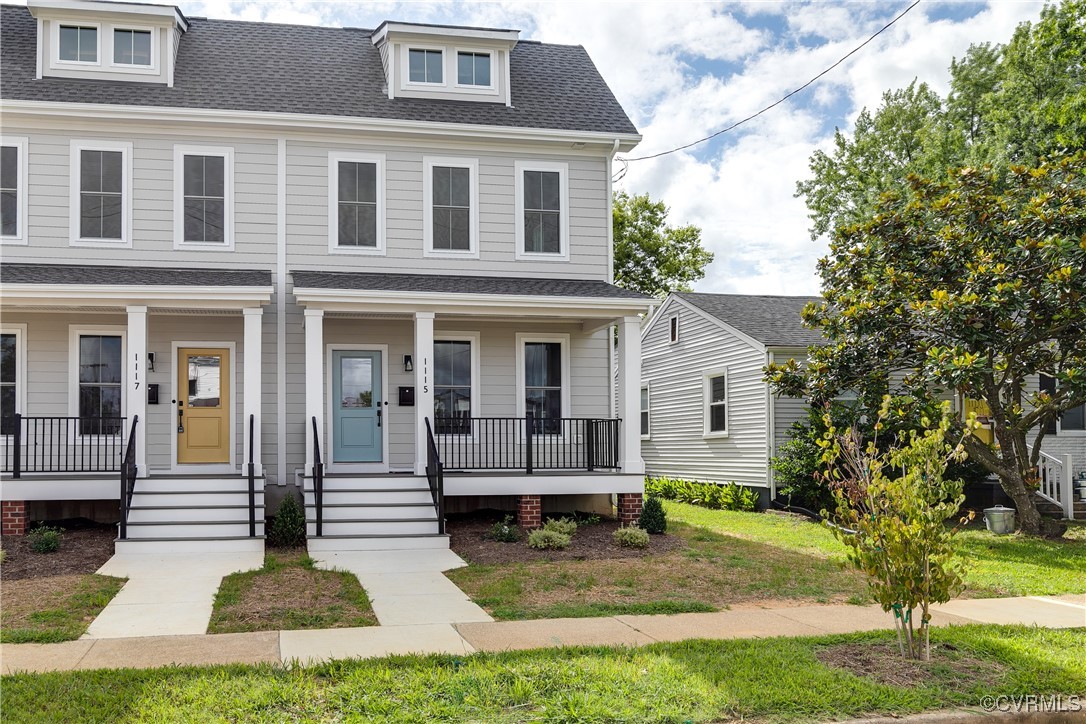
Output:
[612, 191, 713, 298]
[771, 153, 1086, 537]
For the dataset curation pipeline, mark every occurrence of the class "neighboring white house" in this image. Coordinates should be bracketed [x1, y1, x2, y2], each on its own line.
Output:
[0, 0, 652, 551]
[641, 292, 1084, 513]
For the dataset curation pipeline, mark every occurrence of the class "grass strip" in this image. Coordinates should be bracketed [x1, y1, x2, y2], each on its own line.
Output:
[1, 574, 125, 643]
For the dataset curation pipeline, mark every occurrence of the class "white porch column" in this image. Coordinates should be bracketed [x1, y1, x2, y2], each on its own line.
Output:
[414, 311, 435, 475]
[126, 305, 148, 477]
[243, 307, 263, 476]
[616, 315, 645, 475]
[304, 309, 324, 471]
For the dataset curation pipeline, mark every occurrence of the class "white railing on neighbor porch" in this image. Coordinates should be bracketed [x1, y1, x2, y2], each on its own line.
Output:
[1036, 449, 1076, 520]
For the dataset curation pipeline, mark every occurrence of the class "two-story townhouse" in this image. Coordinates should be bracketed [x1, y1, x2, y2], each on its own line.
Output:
[0, 0, 652, 552]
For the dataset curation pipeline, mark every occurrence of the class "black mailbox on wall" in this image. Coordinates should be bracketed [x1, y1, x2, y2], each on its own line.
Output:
[147, 384, 160, 404]
[398, 386, 415, 406]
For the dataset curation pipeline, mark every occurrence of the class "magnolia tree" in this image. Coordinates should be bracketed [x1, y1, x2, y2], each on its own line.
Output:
[771, 152, 1086, 537]
[820, 402, 974, 660]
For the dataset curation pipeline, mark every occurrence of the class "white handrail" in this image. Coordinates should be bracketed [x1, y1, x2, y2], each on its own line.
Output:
[1033, 448, 1076, 520]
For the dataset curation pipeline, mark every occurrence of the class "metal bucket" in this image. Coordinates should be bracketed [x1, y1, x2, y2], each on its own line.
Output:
[983, 505, 1016, 535]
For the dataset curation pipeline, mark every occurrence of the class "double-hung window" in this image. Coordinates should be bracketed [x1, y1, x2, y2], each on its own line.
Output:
[456, 51, 491, 87]
[0, 328, 24, 436]
[515, 161, 569, 260]
[175, 146, 233, 248]
[328, 153, 384, 254]
[71, 140, 131, 246]
[424, 158, 477, 256]
[640, 386, 650, 438]
[434, 335, 479, 435]
[408, 48, 443, 84]
[518, 335, 569, 435]
[1041, 374, 1085, 433]
[703, 370, 728, 436]
[0, 138, 27, 243]
[59, 25, 99, 63]
[77, 334, 123, 435]
[113, 28, 152, 66]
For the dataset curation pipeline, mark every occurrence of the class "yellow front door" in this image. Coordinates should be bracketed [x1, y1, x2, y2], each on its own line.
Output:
[177, 347, 231, 464]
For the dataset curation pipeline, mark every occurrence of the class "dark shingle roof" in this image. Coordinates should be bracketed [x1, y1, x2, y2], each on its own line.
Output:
[292, 270, 649, 300]
[0, 6, 638, 135]
[1, 263, 272, 287]
[676, 292, 824, 347]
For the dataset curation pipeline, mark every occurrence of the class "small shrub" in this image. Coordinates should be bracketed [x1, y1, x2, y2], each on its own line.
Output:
[28, 525, 63, 554]
[486, 515, 520, 543]
[644, 477, 758, 513]
[638, 496, 667, 533]
[527, 529, 571, 550]
[613, 525, 649, 548]
[542, 516, 577, 536]
[267, 494, 306, 548]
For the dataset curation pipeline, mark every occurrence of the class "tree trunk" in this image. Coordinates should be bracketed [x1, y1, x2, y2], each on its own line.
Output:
[997, 460, 1066, 538]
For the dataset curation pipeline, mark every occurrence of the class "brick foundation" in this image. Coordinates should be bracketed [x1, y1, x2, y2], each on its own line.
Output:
[617, 493, 643, 525]
[2, 500, 29, 536]
[516, 495, 542, 528]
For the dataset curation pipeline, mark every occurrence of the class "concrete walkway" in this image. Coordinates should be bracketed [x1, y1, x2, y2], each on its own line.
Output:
[3, 595, 1081, 674]
[83, 551, 265, 639]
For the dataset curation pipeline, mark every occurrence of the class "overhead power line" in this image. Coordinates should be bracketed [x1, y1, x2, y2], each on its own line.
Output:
[619, 0, 922, 165]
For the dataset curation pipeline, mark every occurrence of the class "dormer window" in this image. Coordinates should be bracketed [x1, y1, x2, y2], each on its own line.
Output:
[457, 52, 491, 87]
[59, 24, 99, 63]
[408, 48, 443, 84]
[113, 28, 152, 66]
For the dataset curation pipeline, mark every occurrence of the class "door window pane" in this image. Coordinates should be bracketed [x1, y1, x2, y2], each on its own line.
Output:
[409, 49, 442, 83]
[523, 170, 561, 253]
[80, 150, 123, 240]
[340, 358, 373, 409]
[1, 146, 17, 237]
[187, 355, 222, 408]
[336, 161, 377, 247]
[432, 166, 471, 251]
[114, 29, 152, 65]
[457, 52, 490, 86]
[182, 155, 226, 243]
[60, 26, 97, 62]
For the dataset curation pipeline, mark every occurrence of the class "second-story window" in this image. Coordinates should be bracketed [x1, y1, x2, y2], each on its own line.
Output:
[408, 49, 443, 83]
[328, 152, 385, 255]
[0, 138, 27, 243]
[175, 146, 233, 249]
[424, 158, 477, 256]
[113, 28, 152, 66]
[59, 25, 98, 63]
[515, 161, 569, 260]
[78, 149, 123, 241]
[457, 52, 491, 87]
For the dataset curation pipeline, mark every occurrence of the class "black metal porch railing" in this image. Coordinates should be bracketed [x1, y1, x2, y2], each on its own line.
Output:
[424, 417, 446, 535]
[433, 414, 620, 474]
[118, 416, 139, 540]
[311, 416, 324, 537]
[1, 414, 128, 477]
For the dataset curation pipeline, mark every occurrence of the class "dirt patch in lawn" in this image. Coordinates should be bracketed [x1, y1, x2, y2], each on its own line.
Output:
[208, 549, 378, 634]
[816, 642, 1005, 689]
[1, 573, 125, 643]
[1, 521, 116, 580]
[448, 514, 685, 564]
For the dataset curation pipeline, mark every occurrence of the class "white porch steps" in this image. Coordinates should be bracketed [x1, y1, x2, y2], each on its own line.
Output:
[116, 476, 265, 553]
[303, 474, 448, 551]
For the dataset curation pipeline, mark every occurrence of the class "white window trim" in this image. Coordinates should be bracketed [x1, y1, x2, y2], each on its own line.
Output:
[423, 156, 479, 258]
[108, 24, 159, 74]
[703, 368, 728, 438]
[51, 21, 102, 68]
[173, 145, 234, 251]
[514, 160, 570, 262]
[68, 325, 127, 442]
[69, 139, 133, 248]
[1, 324, 28, 434]
[0, 136, 29, 245]
[515, 333, 571, 436]
[453, 47, 498, 95]
[669, 314, 679, 344]
[433, 331, 481, 437]
[327, 151, 386, 256]
[403, 44, 446, 87]
[640, 383, 651, 440]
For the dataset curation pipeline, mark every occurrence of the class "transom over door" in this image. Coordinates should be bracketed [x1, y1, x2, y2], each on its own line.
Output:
[333, 350, 383, 463]
[177, 347, 231, 464]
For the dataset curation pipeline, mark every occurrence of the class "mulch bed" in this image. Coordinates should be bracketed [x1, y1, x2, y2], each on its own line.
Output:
[0, 521, 116, 581]
[448, 512, 686, 564]
[816, 642, 1004, 688]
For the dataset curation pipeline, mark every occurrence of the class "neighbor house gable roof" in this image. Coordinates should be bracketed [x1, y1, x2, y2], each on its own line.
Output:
[0, 5, 638, 136]
[665, 292, 824, 349]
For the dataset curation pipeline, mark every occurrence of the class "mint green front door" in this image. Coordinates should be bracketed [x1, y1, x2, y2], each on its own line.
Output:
[332, 350, 382, 463]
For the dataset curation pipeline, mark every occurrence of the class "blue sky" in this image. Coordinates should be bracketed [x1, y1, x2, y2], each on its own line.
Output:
[179, 0, 1047, 295]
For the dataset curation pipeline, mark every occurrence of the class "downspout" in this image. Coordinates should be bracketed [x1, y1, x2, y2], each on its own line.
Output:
[765, 349, 776, 499]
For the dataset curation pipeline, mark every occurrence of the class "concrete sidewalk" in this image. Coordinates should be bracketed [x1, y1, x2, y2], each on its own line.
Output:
[3, 595, 1082, 675]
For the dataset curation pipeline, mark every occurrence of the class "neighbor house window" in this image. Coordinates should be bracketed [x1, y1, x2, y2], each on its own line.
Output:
[113, 28, 152, 65]
[515, 162, 568, 259]
[1040, 374, 1085, 432]
[434, 340, 473, 434]
[457, 51, 491, 86]
[669, 315, 679, 344]
[704, 370, 727, 436]
[328, 153, 385, 254]
[0, 138, 27, 243]
[175, 147, 233, 247]
[72, 140, 131, 246]
[1, 333, 18, 434]
[424, 158, 477, 255]
[408, 48, 443, 83]
[78, 334, 123, 435]
[640, 385, 650, 438]
[59, 25, 98, 63]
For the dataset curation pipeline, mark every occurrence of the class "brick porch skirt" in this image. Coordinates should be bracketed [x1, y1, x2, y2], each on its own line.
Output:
[2, 500, 29, 535]
[516, 495, 542, 528]
[617, 492, 643, 525]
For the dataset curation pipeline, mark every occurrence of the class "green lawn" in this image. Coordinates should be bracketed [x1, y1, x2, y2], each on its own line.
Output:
[3, 626, 1083, 722]
[665, 501, 1086, 598]
[0, 574, 125, 644]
